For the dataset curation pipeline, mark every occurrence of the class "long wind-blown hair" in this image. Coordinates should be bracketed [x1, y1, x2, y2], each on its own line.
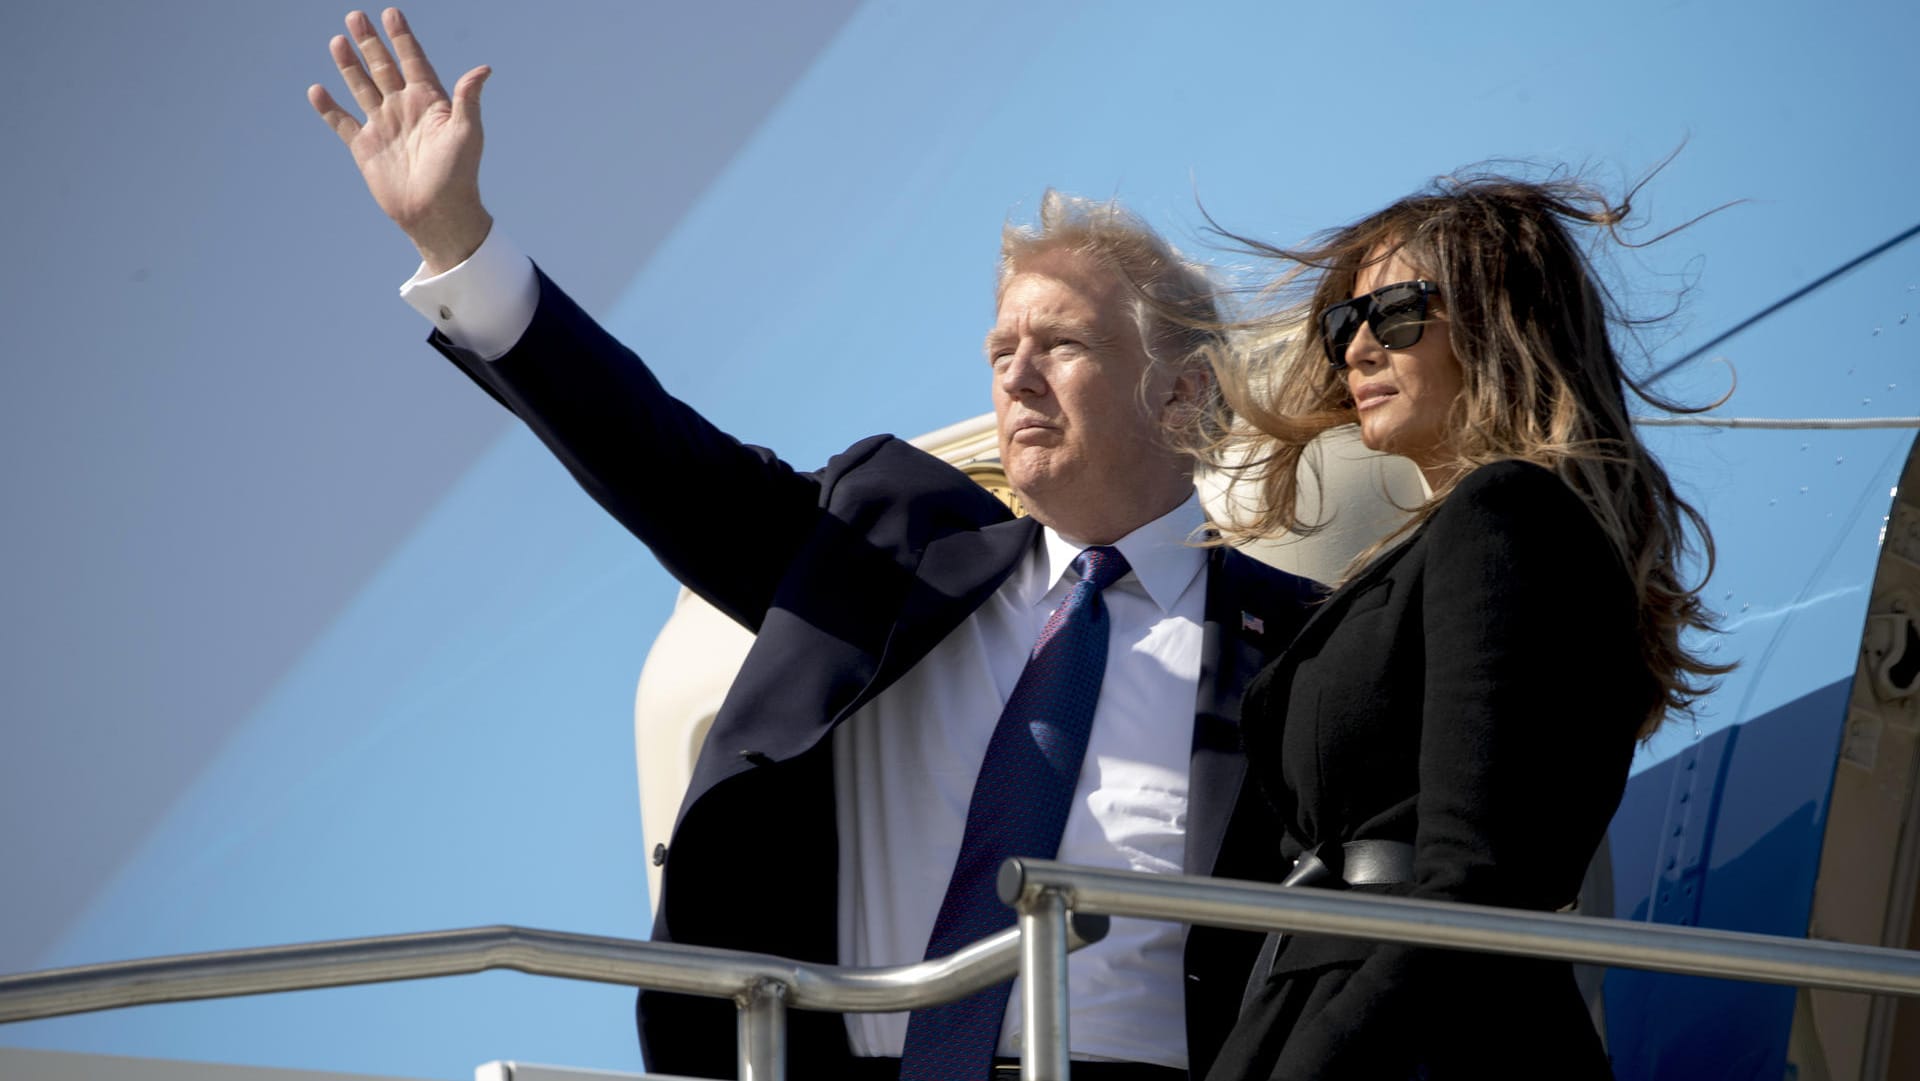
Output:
[1207, 171, 1730, 737]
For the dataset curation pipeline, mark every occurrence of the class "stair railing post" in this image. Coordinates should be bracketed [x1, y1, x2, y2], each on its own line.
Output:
[736, 976, 788, 1081]
[1016, 887, 1070, 1081]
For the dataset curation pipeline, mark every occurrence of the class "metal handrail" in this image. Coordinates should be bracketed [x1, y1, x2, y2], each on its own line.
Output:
[998, 859, 1920, 1081]
[0, 916, 1110, 1081]
[10, 862, 1920, 1081]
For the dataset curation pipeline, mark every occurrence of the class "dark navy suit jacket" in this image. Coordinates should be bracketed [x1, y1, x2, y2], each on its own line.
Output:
[431, 269, 1321, 1078]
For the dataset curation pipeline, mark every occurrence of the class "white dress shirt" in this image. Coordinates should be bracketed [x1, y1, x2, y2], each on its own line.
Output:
[402, 233, 1209, 1068]
[833, 508, 1206, 1068]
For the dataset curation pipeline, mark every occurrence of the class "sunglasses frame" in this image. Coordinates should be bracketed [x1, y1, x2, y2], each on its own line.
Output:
[1320, 278, 1443, 370]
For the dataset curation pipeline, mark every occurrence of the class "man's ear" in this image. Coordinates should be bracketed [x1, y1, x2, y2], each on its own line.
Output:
[1159, 363, 1210, 424]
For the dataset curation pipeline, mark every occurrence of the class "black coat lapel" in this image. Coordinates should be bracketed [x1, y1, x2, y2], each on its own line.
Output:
[1281, 528, 1423, 662]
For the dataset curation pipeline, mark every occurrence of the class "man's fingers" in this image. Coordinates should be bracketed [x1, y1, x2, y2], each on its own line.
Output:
[450, 65, 490, 128]
[347, 9, 405, 96]
[307, 84, 363, 145]
[383, 8, 445, 96]
[330, 33, 383, 115]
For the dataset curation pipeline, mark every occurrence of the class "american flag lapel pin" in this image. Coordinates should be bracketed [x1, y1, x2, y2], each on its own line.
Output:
[1241, 611, 1265, 635]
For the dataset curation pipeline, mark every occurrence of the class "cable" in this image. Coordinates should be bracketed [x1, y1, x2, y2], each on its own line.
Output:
[1633, 416, 1920, 430]
[1648, 221, 1920, 385]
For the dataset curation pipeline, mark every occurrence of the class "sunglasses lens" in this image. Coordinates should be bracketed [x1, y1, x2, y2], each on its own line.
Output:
[1322, 302, 1362, 367]
[1372, 284, 1429, 350]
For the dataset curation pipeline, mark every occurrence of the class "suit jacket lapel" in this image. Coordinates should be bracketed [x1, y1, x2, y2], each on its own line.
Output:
[848, 515, 1042, 723]
[1185, 548, 1295, 877]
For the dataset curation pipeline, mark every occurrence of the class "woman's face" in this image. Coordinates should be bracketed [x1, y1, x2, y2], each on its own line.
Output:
[1340, 251, 1465, 485]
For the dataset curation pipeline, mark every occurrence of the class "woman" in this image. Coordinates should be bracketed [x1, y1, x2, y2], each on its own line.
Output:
[1202, 174, 1727, 1080]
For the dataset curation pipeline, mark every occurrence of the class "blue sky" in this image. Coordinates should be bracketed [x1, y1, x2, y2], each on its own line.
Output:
[3, 1, 1917, 1076]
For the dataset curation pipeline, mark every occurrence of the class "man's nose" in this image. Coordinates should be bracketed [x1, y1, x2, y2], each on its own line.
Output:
[998, 342, 1047, 397]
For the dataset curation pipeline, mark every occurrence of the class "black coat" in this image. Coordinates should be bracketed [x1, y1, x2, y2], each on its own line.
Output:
[1209, 460, 1655, 1081]
[432, 269, 1323, 1079]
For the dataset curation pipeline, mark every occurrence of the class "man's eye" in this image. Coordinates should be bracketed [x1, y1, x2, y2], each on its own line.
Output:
[1053, 338, 1084, 351]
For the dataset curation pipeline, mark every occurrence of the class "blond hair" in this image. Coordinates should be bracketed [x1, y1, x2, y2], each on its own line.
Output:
[1000, 190, 1224, 440]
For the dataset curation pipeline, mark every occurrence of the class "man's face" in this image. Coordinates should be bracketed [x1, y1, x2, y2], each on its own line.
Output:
[986, 248, 1193, 541]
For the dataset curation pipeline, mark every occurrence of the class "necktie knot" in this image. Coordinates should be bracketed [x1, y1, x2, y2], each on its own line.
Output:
[1073, 545, 1129, 594]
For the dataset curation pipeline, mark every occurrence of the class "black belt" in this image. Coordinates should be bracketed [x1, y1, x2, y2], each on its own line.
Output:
[843, 1056, 1184, 1080]
[1279, 838, 1414, 889]
[1242, 839, 1415, 1011]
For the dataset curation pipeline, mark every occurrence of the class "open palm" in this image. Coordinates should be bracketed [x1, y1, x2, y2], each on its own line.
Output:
[308, 8, 492, 272]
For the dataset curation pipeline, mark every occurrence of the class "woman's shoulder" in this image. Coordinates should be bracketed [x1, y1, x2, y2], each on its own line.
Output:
[1423, 458, 1617, 567]
[1433, 459, 1594, 532]
[1447, 457, 1580, 506]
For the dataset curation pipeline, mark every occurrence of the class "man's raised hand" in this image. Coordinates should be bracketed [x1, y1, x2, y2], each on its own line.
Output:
[308, 8, 493, 273]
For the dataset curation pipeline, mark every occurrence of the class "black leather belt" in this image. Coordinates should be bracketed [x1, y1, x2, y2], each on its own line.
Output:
[1280, 838, 1415, 889]
[844, 1056, 1183, 1080]
[1243, 839, 1416, 1011]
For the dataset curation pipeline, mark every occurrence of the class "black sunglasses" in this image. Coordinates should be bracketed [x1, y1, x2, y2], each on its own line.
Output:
[1320, 279, 1442, 369]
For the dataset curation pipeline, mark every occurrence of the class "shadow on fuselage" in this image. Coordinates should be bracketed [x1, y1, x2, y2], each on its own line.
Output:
[1605, 678, 1850, 1080]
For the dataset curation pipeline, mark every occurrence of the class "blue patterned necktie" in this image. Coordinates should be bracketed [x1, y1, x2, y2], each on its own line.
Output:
[898, 545, 1131, 1081]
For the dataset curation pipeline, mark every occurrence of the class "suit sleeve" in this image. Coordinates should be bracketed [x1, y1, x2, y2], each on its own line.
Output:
[1270, 460, 1645, 1078]
[429, 267, 841, 631]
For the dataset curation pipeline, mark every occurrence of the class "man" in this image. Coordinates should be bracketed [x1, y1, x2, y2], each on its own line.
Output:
[310, 10, 1319, 1079]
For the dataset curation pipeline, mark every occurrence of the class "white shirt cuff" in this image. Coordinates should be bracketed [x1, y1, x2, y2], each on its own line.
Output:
[399, 228, 539, 362]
